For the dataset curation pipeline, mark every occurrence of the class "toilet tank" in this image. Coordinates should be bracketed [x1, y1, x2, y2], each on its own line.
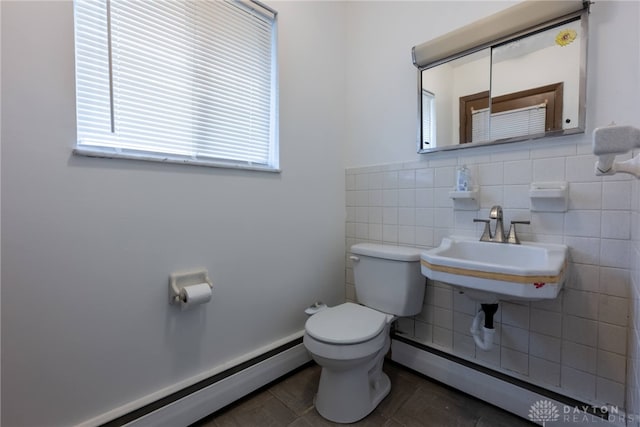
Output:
[350, 243, 425, 316]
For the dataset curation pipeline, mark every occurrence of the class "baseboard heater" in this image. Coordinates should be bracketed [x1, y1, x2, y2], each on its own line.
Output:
[391, 335, 627, 427]
[94, 337, 310, 427]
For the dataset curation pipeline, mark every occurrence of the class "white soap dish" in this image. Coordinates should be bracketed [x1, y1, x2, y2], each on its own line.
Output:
[529, 182, 568, 212]
[449, 187, 479, 210]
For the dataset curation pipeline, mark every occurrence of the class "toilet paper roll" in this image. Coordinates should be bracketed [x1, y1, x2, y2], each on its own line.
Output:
[179, 283, 212, 309]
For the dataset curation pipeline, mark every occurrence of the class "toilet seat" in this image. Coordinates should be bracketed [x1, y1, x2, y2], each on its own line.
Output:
[305, 302, 388, 344]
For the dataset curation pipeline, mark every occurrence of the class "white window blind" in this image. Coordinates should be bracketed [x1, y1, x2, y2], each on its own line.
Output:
[472, 103, 546, 143]
[421, 90, 435, 147]
[74, 0, 279, 171]
[471, 108, 490, 143]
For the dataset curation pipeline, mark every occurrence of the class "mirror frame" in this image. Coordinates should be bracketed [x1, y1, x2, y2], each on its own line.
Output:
[414, 0, 590, 154]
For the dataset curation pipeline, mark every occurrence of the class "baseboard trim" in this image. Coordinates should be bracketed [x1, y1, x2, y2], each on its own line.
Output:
[82, 335, 310, 427]
[391, 338, 627, 427]
[121, 340, 310, 427]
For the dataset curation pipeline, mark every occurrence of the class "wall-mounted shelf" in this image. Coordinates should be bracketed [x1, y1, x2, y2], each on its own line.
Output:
[449, 187, 479, 210]
[529, 181, 568, 212]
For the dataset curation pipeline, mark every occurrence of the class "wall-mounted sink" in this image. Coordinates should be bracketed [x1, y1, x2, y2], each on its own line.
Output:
[421, 236, 568, 302]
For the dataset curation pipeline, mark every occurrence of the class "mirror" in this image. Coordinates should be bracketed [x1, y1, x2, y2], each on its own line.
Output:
[421, 49, 491, 148]
[417, 4, 588, 153]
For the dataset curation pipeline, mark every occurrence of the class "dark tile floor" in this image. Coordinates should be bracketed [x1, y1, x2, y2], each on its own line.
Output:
[192, 361, 535, 426]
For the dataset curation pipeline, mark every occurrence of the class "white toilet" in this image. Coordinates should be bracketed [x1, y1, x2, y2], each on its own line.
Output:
[303, 243, 425, 423]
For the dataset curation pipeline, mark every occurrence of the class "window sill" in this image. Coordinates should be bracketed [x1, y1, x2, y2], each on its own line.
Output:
[73, 147, 281, 173]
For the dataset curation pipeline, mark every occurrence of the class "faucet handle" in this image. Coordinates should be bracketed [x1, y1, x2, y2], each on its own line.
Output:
[473, 219, 492, 242]
[507, 220, 530, 244]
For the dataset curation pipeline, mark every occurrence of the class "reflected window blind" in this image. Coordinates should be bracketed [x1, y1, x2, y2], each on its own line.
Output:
[471, 108, 491, 143]
[422, 90, 435, 146]
[472, 104, 546, 143]
[74, 0, 278, 170]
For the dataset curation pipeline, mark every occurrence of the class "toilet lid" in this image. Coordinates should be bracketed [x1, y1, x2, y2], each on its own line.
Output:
[305, 302, 387, 344]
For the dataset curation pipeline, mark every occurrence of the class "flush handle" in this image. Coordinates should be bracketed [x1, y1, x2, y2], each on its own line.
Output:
[349, 255, 360, 262]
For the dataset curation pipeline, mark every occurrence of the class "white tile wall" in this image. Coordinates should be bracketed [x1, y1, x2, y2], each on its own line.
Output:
[625, 5, 640, 420]
[627, 151, 640, 424]
[345, 140, 634, 411]
[530, 356, 561, 387]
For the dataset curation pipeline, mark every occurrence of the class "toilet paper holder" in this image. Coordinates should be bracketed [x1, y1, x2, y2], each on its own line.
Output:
[169, 269, 213, 304]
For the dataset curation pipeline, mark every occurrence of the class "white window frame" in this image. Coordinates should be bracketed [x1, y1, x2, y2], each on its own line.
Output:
[73, 0, 279, 172]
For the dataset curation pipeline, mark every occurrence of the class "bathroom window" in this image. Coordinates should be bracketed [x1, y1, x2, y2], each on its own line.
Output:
[73, 0, 279, 171]
[460, 83, 563, 144]
[421, 90, 435, 147]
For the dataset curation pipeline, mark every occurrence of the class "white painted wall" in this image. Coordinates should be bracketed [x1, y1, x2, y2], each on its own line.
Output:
[1, 1, 346, 426]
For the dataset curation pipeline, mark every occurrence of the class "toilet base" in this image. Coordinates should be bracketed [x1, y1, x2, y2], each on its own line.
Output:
[314, 358, 391, 423]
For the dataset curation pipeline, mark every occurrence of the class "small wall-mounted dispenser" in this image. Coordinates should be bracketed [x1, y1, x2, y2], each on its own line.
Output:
[593, 124, 640, 178]
[169, 269, 213, 310]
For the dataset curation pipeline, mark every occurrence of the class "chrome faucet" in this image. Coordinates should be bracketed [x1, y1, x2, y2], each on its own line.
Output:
[473, 205, 530, 244]
[489, 205, 505, 243]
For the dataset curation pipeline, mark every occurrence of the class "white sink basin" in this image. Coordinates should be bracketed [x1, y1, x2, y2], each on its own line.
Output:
[421, 236, 568, 302]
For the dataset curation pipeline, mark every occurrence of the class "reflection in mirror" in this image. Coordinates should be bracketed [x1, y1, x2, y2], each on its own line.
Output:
[416, 1, 588, 154]
[488, 19, 582, 141]
[421, 49, 490, 149]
